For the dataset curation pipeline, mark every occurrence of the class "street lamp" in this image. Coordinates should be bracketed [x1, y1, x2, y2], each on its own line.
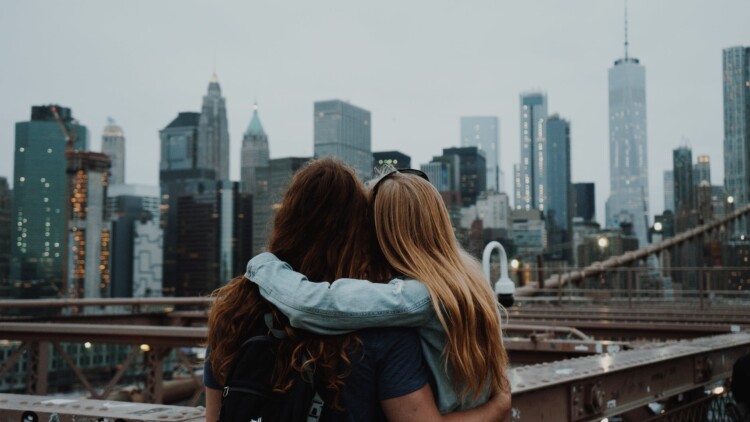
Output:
[482, 241, 515, 308]
[597, 236, 609, 250]
[510, 259, 520, 270]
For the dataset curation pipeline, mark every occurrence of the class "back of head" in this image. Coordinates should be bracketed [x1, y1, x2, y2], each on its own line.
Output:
[370, 171, 509, 398]
[267, 157, 389, 280]
[209, 158, 386, 399]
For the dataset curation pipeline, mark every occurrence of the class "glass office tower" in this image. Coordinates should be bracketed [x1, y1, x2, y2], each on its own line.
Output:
[607, 54, 649, 245]
[197, 73, 230, 181]
[517, 92, 548, 210]
[11, 105, 88, 299]
[723, 46, 750, 232]
[314, 100, 372, 180]
[461, 116, 500, 192]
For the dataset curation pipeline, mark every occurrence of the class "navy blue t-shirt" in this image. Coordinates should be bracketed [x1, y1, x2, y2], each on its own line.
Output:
[204, 327, 428, 421]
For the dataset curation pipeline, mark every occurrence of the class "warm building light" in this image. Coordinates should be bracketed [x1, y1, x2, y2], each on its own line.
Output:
[140, 344, 151, 352]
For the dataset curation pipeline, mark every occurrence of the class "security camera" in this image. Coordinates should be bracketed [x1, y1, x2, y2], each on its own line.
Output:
[482, 241, 516, 308]
[495, 277, 515, 308]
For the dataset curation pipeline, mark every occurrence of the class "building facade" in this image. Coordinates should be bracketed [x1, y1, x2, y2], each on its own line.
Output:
[476, 191, 510, 230]
[240, 104, 270, 195]
[0, 177, 10, 295]
[673, 147, 695, 213]
[510, 209, 547, 258]
[252, 157, 311, 254]
[572, 183, 596, 223]
[101, 118, 126, 186]
[516, 92, 548, 210]
[106, 184, 160, 297]
[159, 112, 216, 296]
[314, 100, 372, 180]
[461, 116, 500, 192]
[442, 147, 486, 207]
[420, 161, 452, 192]
[723, 46, 750, 224]
[607, 53, 649, 245]
[197, 73, 230, 180]
[67, 151, 111, 301]
[545, 115, 572, 261]
[694, 154, 711, 186]
[133, 218, 163, 297]
[664, 170, 675, 213]
[11, 105, 88, 299]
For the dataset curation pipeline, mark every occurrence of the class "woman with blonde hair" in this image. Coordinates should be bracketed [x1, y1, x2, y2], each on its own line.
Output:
[247, 168, 510, 413]
[206, 161, 508, 421]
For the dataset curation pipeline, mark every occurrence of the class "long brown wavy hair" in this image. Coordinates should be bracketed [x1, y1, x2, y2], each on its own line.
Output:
[207, 158, 390, 410]
[370, 171, 510, 400]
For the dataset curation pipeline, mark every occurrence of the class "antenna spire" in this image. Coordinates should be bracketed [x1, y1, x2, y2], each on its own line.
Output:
[624, 0, 629, 59]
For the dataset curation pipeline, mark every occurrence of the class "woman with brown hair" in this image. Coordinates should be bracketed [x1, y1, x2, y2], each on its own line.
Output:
[246, 168, 510, 413]
[205, 159, 508, 421]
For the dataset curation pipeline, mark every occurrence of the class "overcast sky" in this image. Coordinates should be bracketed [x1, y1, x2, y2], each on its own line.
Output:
[1, 1, 748, 223]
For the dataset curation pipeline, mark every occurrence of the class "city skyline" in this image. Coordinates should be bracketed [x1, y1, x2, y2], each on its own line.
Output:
[1, 1, 748, 224]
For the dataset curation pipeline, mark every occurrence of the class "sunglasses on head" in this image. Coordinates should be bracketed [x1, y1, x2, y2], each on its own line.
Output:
[371, 169, 430, 197]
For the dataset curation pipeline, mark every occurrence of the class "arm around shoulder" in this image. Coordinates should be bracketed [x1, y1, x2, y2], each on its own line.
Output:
[245, 253, 434, 333]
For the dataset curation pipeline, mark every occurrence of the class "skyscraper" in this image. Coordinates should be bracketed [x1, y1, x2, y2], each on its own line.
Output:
[175, 181, 252, 296]
[197, 73, 230, 180]
[67, 151, 111, 301]
[607, 14, 649, 245]
[240, 104, 270, 195]
[572, 183, 596, 222]
[461, 116, 500, 192]
[673, 147, 695, 212]
[101, 118, 126, 186]
[0, 177, 11, 294]
[159, 112, 216, 296]
[545, 115, 572, 262]
[442, 147, 487, 207]
[107, 184, 160, 297]
[664, 170, 675, 212]
[252, 157, 311, 253]
[11, 105, 88, 299]
[132, 216, 163, 298]
[314, 100, 372, 180]
[516, 92, 548, 210]
[420, 161, 451, 192]
[723, 47, 750, 218]
[694, 154, 711, 186]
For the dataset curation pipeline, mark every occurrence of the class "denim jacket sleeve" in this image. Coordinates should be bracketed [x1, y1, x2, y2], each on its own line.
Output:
[245, 253, 433, 335]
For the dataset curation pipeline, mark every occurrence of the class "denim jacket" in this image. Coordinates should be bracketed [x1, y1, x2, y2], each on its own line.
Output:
[245, 252, 489, 413]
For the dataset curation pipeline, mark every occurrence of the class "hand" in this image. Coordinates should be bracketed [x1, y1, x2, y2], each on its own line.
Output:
[488, 384, 511, 421]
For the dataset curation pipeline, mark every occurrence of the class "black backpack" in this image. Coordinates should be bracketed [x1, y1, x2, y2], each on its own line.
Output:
[219, 316, 326, 422]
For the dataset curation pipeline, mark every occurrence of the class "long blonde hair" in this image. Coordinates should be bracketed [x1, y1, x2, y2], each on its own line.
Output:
[370, 171, 509, 400]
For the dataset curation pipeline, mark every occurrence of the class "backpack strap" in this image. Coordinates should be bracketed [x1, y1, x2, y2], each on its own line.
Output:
[262, 312, 327, 420]
[264, 312, 287, 339]
[307, 391, 324, 421]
